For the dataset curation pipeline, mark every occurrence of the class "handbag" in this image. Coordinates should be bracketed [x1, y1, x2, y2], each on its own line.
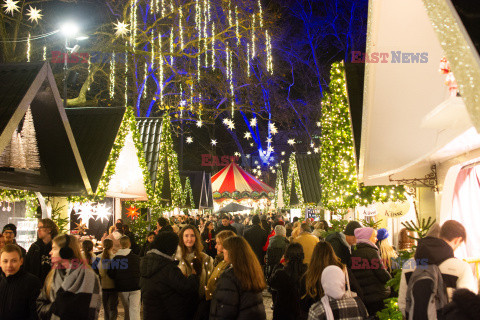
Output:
[344, 268, 357, 298]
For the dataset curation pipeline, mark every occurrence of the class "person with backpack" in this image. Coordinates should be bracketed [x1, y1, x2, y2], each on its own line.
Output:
[398, 220, 478, 319]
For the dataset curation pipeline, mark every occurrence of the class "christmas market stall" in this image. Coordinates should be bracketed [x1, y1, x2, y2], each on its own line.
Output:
[211, 161, 274, 212]
[359, 0, 480, 262]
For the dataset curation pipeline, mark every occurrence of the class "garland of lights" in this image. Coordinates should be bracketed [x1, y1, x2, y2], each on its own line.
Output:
[69, 107, 154, 203]
[154, 113, 183, 207]
[182, 177, 195, 209]
[285, 153, 304, 208]
[319, 62, 406, 212]
[0, 189, 38, 217]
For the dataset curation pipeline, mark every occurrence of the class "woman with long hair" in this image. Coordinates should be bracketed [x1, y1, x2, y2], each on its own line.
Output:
[269, 242, 308, 320]
[82, 240, 96, 266]
[176, 225, 214, 298]
[201, 221, 216, 258]
[98, 239, 118, 320]
[376, 228, 398, 274]
[210, 236, 267, 320]
[37, 234, 101, 319]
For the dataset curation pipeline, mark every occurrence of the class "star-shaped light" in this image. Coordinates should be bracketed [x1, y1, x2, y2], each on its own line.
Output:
[223, 118, 235, 130]
[244, 132, 252, 140]
[126, 205, 140, 219]
[3, 0, 19, 16]
[310, 142, 315, 148]
[287, 139, 295, 145]
[314, 147, 319, 153]
[246, 154, 251, 159]
[114, 20, 130, 37]
[268, 146, 274, 152]
[234, 152, 241, 157]
[272, 169, 276, 173]
[94, 203, 112, 223]
[281, 151, 285, 155]
[222, 118, 230, 125]
[316, 121, 321, 127]
[249, 143, 254, 147]
[266, 138, 272, 143]
[75, 203, 95, 222]
[250, 118, 257, 127]
[26, 6, 42, 23]
[74, 221, 88, 233]
[196, 120, 203, 127]
[186, 136, 193, 144]
[211, 139, 217, 146]
[269, 123, 278, 135]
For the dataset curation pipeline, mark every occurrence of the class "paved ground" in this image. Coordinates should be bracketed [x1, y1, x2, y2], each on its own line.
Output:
[99, 290, 274, 319]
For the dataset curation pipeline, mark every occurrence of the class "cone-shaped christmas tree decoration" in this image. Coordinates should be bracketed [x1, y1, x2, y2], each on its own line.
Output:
[10, 129, 27, 168]
[21, 107, 40, 169]
[0, 140, 12, 167]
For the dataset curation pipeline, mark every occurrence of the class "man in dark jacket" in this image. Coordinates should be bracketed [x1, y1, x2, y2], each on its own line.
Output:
[140, 231, 200, 320]
[231, 216, 245, 236]
[0, 244, 41, 320]
[156, 217, 174, 234]
[244, 215, 268, 265]
[215, 215, 237, 234]
[325, 220, 362, 268]
[108, 236, 141, 320]
[2, 224, 26, 257]
[24, 218, 58, 283]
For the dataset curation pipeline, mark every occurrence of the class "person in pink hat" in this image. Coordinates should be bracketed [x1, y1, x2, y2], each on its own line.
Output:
[350, 227, 391, 316]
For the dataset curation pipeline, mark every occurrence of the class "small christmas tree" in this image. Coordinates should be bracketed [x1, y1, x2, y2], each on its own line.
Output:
[21, 107, 40, 169]
[10, 129, 27, 168]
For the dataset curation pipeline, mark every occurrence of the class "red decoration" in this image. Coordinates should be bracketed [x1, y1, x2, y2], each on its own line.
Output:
[439, 57, 450, 74]
[126, 205, 140, 219]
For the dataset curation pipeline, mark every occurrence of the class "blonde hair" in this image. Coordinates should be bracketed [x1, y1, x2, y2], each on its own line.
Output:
[44, 234, 86, 299]
[379, 238, 398, 271]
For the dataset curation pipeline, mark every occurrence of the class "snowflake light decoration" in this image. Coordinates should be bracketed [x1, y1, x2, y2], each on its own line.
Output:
[186, 136, 193, 144]
[196, 120, 203, 127]
[3, 0, 19, 16]
[114, 21, 130, 37]
[94, 203, 112, 223]
[269, 122, 278, 135]
[314, 147, 319, 153]
[74, 203, 95, 222]
[26, 6, 43, 23]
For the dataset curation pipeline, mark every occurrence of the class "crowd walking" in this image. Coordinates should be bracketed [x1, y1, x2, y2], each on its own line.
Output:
[0, 214, 479, 319]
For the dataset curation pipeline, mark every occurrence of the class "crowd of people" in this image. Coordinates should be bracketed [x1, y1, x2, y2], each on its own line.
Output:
[0, 214, 479, 319]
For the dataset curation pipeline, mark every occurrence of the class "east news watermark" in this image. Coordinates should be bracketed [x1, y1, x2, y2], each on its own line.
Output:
[350, 51, 429, 63]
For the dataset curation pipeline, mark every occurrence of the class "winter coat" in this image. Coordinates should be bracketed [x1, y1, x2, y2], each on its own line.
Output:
[215, 224, 237, 235]
[266, 236, 289, 267]
[95, 252, 115, 290]
[438, 288, 480, 320]
[292, 233, 320, 265]
[232, 223, 245, 236]
[0, 269, 41, 320]
[244, 225, 269, 265]
[175, 249, 214, 297]
[140, 249, 199, 320]
[325, 232, 352, 268]
[210, 267, 266, 320]
[269, 264, 308, 320]
[24, 239, 53, 284]
[350, 242, 391, 304]
[107, 248, 140, 292]
[205, 259, 230, 301]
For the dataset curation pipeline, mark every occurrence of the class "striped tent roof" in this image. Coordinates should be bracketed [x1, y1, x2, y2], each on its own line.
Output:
[211, 162, 274, 201]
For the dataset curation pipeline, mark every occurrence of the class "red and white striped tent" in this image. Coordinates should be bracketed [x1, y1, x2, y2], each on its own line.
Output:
[211, 162, 275, 202]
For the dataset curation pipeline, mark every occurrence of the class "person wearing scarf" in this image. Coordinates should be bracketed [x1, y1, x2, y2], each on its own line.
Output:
[37, 234, 102, 320]
[307, 265, 368, 320]
[350, 227, 391, 316]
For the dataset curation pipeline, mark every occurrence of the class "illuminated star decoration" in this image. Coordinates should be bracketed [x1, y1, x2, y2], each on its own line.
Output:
[266, 138, 272, 143]
[287, 139, 295, 145]
[186, 136, 193, 144]
[269, 122, 278, 135]
[314, 147, 319, 153]
[268, 146, 274, 152]
[234, 151, 241, 157]
[223, 118, 235, 130]
[126, 205, 140, 219]
[250, 117, 257, 127]
[316, 121, 321, 127]
[26, 6, 42, 23]
[211, 139, 217, 146]
[94, 203, 112, 223]
[114, 20, 130, 37]
[281, 151, 285, 155]
[244, 132, 252, 140]
[2, 0, 19, 16]
[74, 221, 88, 234]
[310, 142, 315, 148]
[74, 203, 95, 222]
[196, 120, 203, 127]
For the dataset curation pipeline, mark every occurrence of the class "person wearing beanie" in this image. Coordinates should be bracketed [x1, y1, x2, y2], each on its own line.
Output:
[266, 225, 290, 280]
[350, 227, 391, 316]
[140, 231, 200, 320]
[1, 224, 26, 257]
[376, 228, 398, 274]
[325, 220, 362, 268]
[308, 265, 368, 320]
[244, 215, 269, 265]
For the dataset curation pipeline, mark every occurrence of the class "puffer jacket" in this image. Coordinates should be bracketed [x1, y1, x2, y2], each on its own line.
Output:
[350, 242, 391, 304]
[210, 267, 266, 320]
[140, 249, 199, 320]
[325, 232, 352, 268]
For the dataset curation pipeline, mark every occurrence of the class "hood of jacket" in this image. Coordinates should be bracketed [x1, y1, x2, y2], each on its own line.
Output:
[414, 236, 454, 265]
[269, 235, 288, 248]
[140, 250, 178, 278]
[326, 232, 351, 252]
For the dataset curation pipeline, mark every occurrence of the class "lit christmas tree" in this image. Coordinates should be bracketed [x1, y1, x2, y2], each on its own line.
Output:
[320, 62, 405, 212]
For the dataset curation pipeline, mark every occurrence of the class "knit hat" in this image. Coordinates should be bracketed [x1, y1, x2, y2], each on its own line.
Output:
[376, 228, 389, 241]
[354, 227, 375, 240]
[151, 231, 179, 256]
[321, 265, 346, 299]
[344, 221, 362, 236]
[274, 225, 286, 237]
[2, 224, 16, 237]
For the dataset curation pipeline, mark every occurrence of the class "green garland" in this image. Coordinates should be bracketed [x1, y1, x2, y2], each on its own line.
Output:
[0, 189, 38, 218]
[154, 113, 183, 207]
[68, 106, 154, 203]
[182, 177, 195, 209]
[285, 153, 304, 208]
[320, 62, 406, 212]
